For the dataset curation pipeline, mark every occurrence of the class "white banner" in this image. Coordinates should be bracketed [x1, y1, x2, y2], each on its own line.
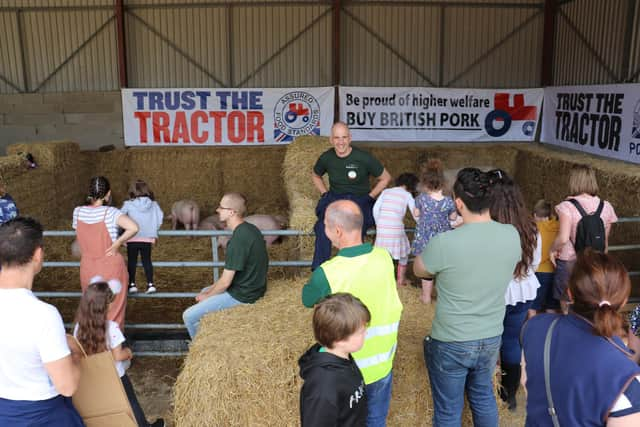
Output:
[339, 87, 543, 142]
[541, 84, 640, 164]
[122, 88, 335, 146]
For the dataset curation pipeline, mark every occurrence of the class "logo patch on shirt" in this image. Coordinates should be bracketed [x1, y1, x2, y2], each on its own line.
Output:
[347, 170, 357, 180]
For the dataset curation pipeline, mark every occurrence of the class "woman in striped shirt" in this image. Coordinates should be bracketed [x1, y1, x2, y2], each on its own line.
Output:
[72, 176, 138, 329]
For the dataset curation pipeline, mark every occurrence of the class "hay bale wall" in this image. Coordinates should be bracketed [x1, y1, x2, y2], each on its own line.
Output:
[2, 141, 87, 227]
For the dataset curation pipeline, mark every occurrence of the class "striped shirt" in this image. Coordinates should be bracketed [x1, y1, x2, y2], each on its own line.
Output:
[72, 205, 123, 243]
[372, 187, 416, 260]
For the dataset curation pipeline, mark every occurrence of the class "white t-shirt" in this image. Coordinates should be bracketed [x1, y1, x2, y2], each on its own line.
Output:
[73, 320, 127, 377]
[72, 205, 123, 243]
[0, 288, 70, 401]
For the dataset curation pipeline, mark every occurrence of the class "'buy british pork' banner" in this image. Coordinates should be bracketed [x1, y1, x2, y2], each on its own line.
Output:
[122, 88, 334, 146]
[541, 84, 640, 164]
[339, 86, 543, 142]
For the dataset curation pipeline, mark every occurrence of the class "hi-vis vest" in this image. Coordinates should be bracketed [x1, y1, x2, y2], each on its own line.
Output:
[322, 246, 403, 384]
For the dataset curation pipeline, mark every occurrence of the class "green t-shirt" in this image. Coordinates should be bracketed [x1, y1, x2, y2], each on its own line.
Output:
[313, 147, 384, 196]
[225, 222, 269, 304]
[421, 221, 520, 342]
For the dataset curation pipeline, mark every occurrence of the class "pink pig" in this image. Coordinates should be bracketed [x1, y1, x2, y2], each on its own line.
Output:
[198, 214, 226, 231]
[168, 200, 200, 230]
[218, 214, 287, 249]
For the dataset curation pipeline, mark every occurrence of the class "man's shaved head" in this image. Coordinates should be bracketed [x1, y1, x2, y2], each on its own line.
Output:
[325, 200, 363, 232]
[221, 192, 247, 216]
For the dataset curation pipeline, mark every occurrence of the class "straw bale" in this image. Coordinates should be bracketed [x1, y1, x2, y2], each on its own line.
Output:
[282, 136, 331, 260]
[173, 280, 521, 426]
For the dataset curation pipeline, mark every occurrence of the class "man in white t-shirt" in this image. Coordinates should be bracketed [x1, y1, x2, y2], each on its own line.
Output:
[0, 217, 84, 426]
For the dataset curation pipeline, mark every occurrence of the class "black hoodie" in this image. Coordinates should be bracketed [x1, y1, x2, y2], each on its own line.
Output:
[298, 343, 367, 427]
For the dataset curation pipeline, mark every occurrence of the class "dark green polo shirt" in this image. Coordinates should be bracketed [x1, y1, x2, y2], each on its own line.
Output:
[225, 222, 269, 303]
[313, 147, 384, 196]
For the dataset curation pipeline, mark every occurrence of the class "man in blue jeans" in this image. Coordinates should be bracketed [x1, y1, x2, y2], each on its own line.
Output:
[182, 193, 268, 339]
[414, 168, 520, 426]
[310, 122, 391, 270]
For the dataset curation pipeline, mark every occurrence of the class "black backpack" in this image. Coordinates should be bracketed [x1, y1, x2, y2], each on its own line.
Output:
[568, 198, 606, 253]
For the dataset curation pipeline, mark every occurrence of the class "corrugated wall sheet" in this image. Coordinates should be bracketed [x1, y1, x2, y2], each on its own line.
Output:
[342, 0, 544, 88]
[2, 0, 639, 92]
[0, 0, 118, 93]
[553, 0, 636, 85]
[124, 1, 332, 88]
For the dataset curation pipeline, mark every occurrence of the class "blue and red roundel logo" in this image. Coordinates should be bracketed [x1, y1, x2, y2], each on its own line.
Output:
[274, 91, 321, 142]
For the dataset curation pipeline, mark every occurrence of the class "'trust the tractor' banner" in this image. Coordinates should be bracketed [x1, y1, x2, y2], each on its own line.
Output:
[339, 86, 543, 142]
[541, 83, 640, 164]
[122, 88, 335, 146]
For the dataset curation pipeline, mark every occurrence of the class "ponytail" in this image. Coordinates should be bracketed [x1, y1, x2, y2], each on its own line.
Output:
[593, 303, 624, 338]
[569, 249, 630, 338]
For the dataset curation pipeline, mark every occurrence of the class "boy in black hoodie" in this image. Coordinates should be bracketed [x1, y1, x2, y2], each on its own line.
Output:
[299, 293, 370, 427]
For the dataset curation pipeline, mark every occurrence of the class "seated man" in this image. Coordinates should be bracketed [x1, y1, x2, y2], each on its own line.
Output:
[182, 193, 269, 339]
[0, 217, 83, 426]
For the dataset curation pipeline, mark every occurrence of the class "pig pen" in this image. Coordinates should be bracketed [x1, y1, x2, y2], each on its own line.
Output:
[2, 138, 640, 426]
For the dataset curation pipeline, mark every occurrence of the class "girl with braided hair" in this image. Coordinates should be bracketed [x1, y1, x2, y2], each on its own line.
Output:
[72, 176, 138, 329]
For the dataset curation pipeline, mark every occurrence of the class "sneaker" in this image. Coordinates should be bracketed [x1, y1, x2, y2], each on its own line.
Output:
[150, 419, 165, 427]
[128, 284, 138, 294]
[146, 284, 157, 294]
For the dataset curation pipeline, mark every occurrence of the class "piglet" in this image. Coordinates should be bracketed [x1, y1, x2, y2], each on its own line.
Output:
[198, 214, 226, 231]
[168, 200, 200, 230]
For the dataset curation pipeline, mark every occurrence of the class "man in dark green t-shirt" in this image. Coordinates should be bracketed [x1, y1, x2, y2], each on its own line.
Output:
[311, 122, 391, 269]
[182, 193, 268, 338]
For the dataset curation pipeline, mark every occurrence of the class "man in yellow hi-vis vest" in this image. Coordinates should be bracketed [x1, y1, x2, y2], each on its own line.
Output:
[302, 200, 402, 427]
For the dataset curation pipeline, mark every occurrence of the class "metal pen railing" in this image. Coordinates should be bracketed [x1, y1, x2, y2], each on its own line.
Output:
[35, 218, 640, 354]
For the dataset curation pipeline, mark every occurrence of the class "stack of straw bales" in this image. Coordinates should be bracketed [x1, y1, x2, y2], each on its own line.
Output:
[282, 135, 331, 260]
[4, 141, 87, 227]
[174, 278, 521, 426]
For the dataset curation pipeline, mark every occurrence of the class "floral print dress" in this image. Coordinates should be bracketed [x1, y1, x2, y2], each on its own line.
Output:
[411, 194, 456, 256]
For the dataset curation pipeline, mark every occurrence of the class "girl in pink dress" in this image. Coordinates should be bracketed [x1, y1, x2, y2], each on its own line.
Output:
[373, 173, 418, 287]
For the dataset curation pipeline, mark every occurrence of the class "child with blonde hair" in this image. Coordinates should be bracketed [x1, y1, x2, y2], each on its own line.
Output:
[411, 159, 457, 303]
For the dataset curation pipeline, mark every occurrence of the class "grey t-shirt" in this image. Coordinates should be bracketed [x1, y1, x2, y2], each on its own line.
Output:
[421, 221, 520, 342]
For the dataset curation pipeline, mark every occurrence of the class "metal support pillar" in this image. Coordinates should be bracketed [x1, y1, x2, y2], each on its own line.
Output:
[115, 0, 128, 87]
[541, 0, 556, 86]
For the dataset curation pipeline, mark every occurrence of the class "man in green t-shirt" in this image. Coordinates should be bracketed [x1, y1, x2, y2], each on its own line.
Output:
[311, 122, 391, 270]
[182, 193, 268, 339]
[413, 168, 520, 427]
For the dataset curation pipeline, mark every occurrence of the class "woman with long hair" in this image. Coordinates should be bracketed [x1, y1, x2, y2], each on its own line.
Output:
[489, 169, 541, 411]
[73, 176, 138, 328]
[74, 279, 164, 427]
[522, 250, 640, 426]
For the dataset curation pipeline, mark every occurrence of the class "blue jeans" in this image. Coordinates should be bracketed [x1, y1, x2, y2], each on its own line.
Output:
[501, 301, 532, 365]
[182, 288, 245, 338]
[365, 371, 393, 427]
[424, 335, 501, 427]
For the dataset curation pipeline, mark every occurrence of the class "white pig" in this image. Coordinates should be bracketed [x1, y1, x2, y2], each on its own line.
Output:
[218, 214, 287, 249]
[167, 200, 200, 230]
[198, 214, 226, 231]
